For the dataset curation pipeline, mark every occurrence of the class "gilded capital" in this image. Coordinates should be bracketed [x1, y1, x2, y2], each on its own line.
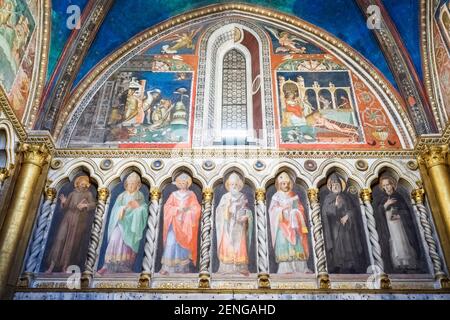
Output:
[97, 188, 110, 202]
[307, 188, 319, 204]
[411, 188, 425, 204]
[203, 188, 214, 203]
[45, 188, 57, 202]
[18, 143, 51, 168]
[419, 145, 449, 169]
[360, 188, 372, 202]
[255, 188, 266, 202]
[150, 187, 161, 201]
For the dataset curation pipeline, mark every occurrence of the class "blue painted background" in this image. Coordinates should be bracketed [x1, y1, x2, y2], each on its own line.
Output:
[47, 0, 423, 90]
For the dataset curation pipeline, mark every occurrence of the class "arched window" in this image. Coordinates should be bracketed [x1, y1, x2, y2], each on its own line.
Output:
[221, 49, 249, 145]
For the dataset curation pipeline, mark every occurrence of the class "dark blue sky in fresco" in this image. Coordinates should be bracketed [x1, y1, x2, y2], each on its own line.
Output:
[48, 0, 424, 91]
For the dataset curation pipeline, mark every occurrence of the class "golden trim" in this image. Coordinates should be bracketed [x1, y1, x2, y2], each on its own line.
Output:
[45, 187, 57, 202]
[411, 188, 425, 204]
[360, 188, 372, 202]
[0, 86, 27, 141]
[55, 3, 416, 144]
[202, 188, 214, 202]
[307, 188, 319, 204]
[26, 0, 51, 128]
[97, 188, 110, 202]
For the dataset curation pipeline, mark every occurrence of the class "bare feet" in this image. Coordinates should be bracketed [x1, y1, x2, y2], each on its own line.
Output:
[240, 270, 250, 276]
[160, 270, 169, 275]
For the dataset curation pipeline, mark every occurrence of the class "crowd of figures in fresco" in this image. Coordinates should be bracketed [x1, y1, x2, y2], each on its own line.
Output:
[36, 168, 430, 278]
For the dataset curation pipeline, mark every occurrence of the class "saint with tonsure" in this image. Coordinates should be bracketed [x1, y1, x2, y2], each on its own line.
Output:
[160, 173, 201, 274]
[269, 172, 310, 273]
[216, 172, 253, 276]
[98, 172, 148, 274]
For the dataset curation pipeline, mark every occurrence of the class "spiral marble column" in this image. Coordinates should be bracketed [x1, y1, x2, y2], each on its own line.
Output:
[19, 187, 57, 286]
[139, 187, 162, 288]
[199, 188, 213, 288]
[360, 188, 390, 289]
[411, 187, 450, 289]
[255, 188, 270, 289]
[81, 188, 110, 288]
[307, 188, 330, 289]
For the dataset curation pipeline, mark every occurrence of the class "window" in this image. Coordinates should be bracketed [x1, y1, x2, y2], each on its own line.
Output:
[221, 49, 248, 145]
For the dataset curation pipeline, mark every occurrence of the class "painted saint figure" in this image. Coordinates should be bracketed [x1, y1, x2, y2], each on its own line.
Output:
[321, 173, 365, 273]
[160, 173, 201, 274]
[269, 172, 310, 273]
[98, 173, 148, 274]
[216, 173, 253, 276]
[45, 176, 96, 273]
[374, 175, 419, 272]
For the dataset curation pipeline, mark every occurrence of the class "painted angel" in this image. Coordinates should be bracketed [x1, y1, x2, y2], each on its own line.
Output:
[266, 27, 308, 54]
[161, 28, 200, 54]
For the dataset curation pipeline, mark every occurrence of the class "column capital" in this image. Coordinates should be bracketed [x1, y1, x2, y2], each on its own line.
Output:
[45, 188, 57, 202]
[255, 188, 266, 202]
[419, 144, 449, 169]
[203, 188, 214, 202]
[97, 188, 110, 202]
[411, 188, 425, 204]
[18, 143, 51, 168]
[360, 188, 372, 202]
[307, 188, 319, 204]
[150, 187, 161, 201]
[0, 167, 10, 184]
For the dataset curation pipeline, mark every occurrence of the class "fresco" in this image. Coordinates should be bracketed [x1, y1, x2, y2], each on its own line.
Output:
[434, 21, 450, 118]
[276, 70, 363, 145]
[372, 174, 428, 274]
[0, 0, 35, 93]
[265, 26, 324, 54]
[319, 173, 370, 274]
[212, 172, 256, 276]
[69, 54, 194, 147]
[41, 174, 97, 273]
[154, 173, 202, 275]
[266, 172, 314, 274]
[97, 172, 149, 275]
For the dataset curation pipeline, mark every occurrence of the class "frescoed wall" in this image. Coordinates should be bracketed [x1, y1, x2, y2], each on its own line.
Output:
[436, 2, 450, 119]
[0, 0, 35, 119]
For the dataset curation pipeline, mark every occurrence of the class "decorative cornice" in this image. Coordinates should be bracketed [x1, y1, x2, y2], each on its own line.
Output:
[54, 2, 416, 145]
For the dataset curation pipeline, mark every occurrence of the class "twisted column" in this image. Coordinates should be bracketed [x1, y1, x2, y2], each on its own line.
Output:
[308, 188, 330, 289]
[360, 189, 390, 289]
[81, 188, 109, 288]
[199, 188, 213, 288]
[411, 187, 449, 289]
[19, 188, 57, 286]
[139, 187, 161, 288]
[255, 188, 270, 289]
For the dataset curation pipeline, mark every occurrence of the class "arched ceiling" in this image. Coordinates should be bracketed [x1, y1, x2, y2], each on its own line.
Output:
[46, 0, 422, 91]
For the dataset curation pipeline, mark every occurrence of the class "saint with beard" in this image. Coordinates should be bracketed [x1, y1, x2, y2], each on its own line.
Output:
[215, 172, 253, 276]
[321, 173, 365, 273]
[374, 175, 419, 272]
